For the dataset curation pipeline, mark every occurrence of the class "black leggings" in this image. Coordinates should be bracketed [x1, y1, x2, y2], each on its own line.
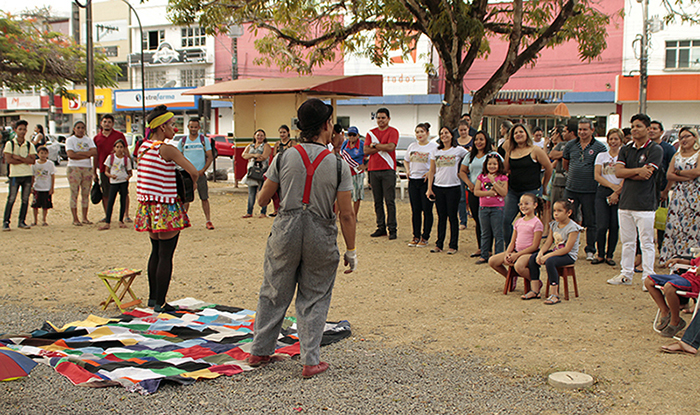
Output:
[434, 185, 461, 250]
[148, 233, 180, 306]
[105, 181, 128, 224]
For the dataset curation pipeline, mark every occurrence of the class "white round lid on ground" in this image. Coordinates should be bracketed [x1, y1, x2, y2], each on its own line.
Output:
[548, 371, 594, 390]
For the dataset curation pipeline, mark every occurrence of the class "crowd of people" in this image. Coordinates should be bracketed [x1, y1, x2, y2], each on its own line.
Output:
[4, 106, 700, 370]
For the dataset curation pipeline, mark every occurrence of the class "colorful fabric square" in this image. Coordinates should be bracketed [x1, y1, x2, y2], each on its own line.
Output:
[1, 302, 351, 394]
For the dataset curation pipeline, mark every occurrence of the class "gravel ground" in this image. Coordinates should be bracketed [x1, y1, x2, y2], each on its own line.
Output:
[1, 302, 608, 415]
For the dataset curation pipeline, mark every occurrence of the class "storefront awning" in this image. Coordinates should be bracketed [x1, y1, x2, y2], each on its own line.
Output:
[482, 103, 570, 118]
[182, 75, 383, 98]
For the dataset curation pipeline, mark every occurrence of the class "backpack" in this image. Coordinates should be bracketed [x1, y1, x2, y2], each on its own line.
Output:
[108, 153, 132, 175]
[180, 134, 218, 159]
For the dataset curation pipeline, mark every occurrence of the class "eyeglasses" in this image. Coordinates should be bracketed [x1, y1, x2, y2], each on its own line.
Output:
[348, 133, 357, 136]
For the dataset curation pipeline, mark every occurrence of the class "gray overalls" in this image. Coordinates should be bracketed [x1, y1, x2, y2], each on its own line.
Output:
[251, 145, 340, 366]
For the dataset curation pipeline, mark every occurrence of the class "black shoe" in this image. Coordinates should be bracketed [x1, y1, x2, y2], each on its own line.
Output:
[2, 222, 9, 231]
[591, 258, 604, 265]
[18, 222, 31, 229]
[154, 303, 178, 313]
[370, 229, 387, 237]
[388, 232, 397, 240]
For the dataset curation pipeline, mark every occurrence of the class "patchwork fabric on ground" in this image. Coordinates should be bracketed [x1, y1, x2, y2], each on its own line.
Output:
[0, 299, 351, 395]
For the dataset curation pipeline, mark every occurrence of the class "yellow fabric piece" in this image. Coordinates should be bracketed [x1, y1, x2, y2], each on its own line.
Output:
[60, 315, 115, 330]
[180, 369, 221, 379]
[148, 112, 174, 129]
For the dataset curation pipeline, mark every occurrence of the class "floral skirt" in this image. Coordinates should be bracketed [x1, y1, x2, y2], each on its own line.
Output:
[134, 200, 190, 233]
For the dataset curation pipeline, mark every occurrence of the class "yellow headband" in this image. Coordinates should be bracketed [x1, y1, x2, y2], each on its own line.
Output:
[148, 112, 174, 129]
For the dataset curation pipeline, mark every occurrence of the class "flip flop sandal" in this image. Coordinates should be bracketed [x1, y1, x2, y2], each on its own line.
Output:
[82, 220, 93, 225]
[544, 295, 560, 305]
[521, 291, 541, 300]
[605, 258, 616, 266]
[72, 221, 83, 226]
[430, 247, 443, 253]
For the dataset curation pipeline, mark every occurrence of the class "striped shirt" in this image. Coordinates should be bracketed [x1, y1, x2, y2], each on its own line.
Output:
[136, 139, 177, 203]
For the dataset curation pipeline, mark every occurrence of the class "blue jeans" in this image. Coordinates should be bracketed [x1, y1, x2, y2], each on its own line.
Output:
[681, 313, 700, 350]
[503, 187, 542, 245]
[527, 249, 575, 286]
[458, 180, 468, 227]
[247, 184, 267, 215]
[4, 176, 32, 225]
[479, 206, 504, 260]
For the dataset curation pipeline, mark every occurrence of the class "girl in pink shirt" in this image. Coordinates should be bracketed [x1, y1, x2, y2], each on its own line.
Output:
[473, 153, 508, 264]
[489, 193, 544, 286]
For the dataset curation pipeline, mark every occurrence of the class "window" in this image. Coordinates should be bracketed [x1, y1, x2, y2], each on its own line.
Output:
[143, 30, 165, 51]
[114, 62, 128, 83]
[665, 40, 700, 69]
[181, 27, 206, 48]
[144, 71, 167, 88]
[180, 69, 206, 87]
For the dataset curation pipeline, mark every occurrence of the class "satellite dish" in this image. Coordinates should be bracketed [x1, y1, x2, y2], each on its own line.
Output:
[162, 80, 176, 88]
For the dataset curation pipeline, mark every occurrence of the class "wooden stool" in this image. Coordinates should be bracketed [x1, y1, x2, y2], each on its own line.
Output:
[503, 266, 531, 295]
[97, 268, 143, 312]
[544, 265, 578, 300]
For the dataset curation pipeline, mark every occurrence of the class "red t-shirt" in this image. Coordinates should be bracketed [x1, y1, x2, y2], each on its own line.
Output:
[366, 126, 399, 171]
[680, 256, 700, 293]
[94, 129, 126, 172]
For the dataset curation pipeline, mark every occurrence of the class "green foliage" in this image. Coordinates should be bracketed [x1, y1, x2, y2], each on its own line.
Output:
[0, 11, 119, 95]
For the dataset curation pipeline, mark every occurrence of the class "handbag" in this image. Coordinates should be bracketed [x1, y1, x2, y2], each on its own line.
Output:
[654, 206, 668, 231]
[175, 169, 195, 204]
[247, 161, 266, 181]
[90, 180, 102, 205]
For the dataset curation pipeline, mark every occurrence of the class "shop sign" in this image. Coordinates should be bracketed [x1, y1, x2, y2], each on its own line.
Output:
[114, 87, 198, 111]
[6, 96, 41, 110]
[62, 88, 114, 114]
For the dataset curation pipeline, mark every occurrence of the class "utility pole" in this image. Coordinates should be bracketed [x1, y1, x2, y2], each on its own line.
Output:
[638, 0, 648, 115]
[86, 0, 96, 137]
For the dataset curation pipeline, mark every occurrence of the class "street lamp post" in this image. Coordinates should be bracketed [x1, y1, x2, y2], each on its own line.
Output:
[121, 0, 146, 136]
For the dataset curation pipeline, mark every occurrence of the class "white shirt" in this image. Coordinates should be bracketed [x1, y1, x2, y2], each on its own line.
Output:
[405, 141, 438, 179]
[104, 154, 132, 184]
[431, 146, 468, 187]
[32, 160, 55, 191]
[66, 135, 96, 168]
[594, 151, 622, 187]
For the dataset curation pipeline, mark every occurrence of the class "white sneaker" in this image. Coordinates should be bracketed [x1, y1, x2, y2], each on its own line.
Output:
[642, 276, 648, 291]
[607, 275, 632, 285]
[586, 252, 595, 261]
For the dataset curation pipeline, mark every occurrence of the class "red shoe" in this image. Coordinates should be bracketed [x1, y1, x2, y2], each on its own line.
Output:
[241, 214, 253, 218]
[301, 361, 329, 379]
[246, 355, 271, 367]
[205, 221, 215, 230]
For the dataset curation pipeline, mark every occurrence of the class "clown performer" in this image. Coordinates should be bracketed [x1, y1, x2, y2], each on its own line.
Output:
[247, 98, 357, 378]
[134, 105, 199, 313]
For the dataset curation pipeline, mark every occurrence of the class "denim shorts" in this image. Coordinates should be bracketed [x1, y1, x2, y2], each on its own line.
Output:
[647, 274, 692, 291]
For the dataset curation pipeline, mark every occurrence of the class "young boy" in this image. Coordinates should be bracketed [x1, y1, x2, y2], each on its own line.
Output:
[644, 255, 700, 338]
[3, 119, 36, 230]
[31, 146, 56, 226]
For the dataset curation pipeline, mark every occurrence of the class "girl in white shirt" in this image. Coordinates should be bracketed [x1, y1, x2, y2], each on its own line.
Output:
[405, 122, 438, 248]
[426, 127, 468, 254]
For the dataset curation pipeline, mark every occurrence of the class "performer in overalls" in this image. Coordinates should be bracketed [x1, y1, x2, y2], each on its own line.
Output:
[248, 98, 358, 378]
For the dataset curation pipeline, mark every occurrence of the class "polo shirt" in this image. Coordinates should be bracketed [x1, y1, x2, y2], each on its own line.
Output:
[94, 129, 126, 173]
[366, 126, 399, 171]
[3, 138, 36, 177]
[617, 139, 663, 211]
[562, 138, 607, 193]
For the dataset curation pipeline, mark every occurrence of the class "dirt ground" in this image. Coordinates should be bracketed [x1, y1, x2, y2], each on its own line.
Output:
[1, 176, 698, 414]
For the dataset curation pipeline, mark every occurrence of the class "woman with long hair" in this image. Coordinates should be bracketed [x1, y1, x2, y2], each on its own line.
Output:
[31, 124, 46, 147]
[459, 130, 494, 258]
[502, 124, 552, 244]
[426, 126, 469, 254]
[242, 129, 272, 218]
[134, 105, 199, 312]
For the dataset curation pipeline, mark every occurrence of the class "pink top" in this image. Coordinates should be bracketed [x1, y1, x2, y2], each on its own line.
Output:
[681, 256, 700, 293]
[513, 216, 544, 252]
[477, 174, 508, 207]
[136, 140, 178, 204]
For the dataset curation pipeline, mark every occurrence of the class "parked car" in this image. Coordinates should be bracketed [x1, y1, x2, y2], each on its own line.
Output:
[395, 135, 417, 169]
[45, 134, 67, 165]
[208, 134, 235, 158]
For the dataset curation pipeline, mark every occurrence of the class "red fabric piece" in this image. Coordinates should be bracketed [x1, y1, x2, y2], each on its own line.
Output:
[172, 345, 217, 359]
[276, 342, 300, 356]
[123, 310, 153, 318]
[681, 256, 700, 293]
[103, 354, 123, 362]
[208, 364, 243, 376]
[55, 361, 101, 385]
[223, 347, 248, 361]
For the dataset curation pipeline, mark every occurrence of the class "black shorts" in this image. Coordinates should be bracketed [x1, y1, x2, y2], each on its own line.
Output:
[31, 190, 53, 209]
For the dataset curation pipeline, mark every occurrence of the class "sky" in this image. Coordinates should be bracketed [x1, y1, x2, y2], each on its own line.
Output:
[0, 0, 72, 16]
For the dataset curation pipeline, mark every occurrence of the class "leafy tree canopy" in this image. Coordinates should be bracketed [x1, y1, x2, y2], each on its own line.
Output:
[168, 0, 609, 127]
[0, 9, 120, 96]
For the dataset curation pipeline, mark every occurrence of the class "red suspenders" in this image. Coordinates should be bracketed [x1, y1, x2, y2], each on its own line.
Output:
[294, 146, 332, 206]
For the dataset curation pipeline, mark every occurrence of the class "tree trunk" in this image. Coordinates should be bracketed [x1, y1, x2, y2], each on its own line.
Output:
[440, 75, 464, 130]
